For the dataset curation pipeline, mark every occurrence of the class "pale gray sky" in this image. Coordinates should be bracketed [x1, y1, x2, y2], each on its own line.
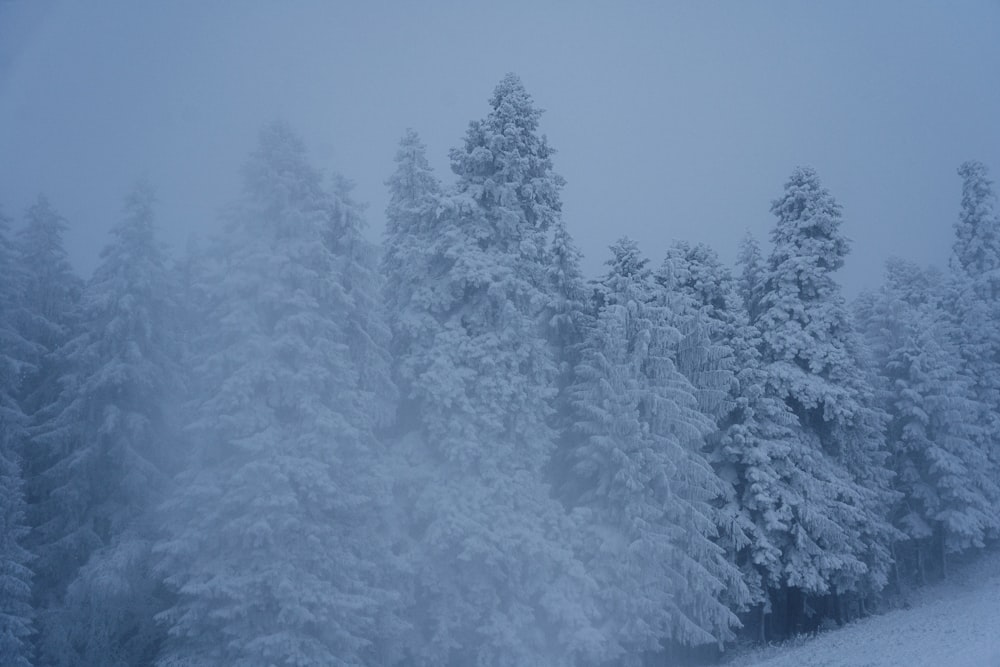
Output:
[1, 1, 998, 294]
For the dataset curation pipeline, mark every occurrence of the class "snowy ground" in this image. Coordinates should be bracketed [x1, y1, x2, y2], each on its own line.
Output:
[725, 551, 1000, 667]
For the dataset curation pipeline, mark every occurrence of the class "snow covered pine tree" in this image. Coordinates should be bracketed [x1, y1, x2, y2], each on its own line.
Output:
[0, 206, 33, 667]
[155, 122, 402, 667]
[29, 183, 180, 666]
[382, 75, 602, 666]
[754, 167, 899, 630]
[564, 239, 745, 661]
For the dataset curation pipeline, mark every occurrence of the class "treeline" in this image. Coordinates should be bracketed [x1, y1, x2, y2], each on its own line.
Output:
[1, 74, 998, 666]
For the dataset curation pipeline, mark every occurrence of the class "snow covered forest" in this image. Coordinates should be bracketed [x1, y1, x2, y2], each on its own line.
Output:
[1, 73, 999, 666]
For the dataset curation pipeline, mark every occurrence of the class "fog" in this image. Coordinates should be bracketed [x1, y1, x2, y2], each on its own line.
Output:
[2, 3, 1000, 666]
[2, 1, 998, 291]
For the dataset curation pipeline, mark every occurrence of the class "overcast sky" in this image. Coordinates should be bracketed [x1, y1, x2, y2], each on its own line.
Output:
[1, 1, 998, 294]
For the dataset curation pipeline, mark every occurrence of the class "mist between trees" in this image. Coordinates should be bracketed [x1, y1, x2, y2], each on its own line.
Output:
[1, 74, 998, 667]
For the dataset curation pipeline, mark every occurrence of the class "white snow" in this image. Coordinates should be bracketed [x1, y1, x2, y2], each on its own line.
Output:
[726, 552, 1000, 667]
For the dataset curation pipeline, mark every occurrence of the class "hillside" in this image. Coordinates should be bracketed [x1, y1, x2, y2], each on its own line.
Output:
[726, 552, 1000, 667]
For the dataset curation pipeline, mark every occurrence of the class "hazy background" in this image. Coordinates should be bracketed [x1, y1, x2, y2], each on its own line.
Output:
[1, 0, 998, 294]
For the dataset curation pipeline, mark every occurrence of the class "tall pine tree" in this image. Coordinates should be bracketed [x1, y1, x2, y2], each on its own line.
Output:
[857, 260, 999, 581]
[656, 241, 872, 638]
[15, 195, 83, 663]
[0, 206, 33, 667]
[756, 167, 898, 604]
[544, 218, 591, 400]
[29, 183, 179, 666]
[382, 128, 444, 433]
[384, 75, 601, 666]
[14, 196, 81, 419]
[947, 160, 1000, 552]
[156, 122, 401, 666]
[564, 239, 745, 660]
[736, 232, 765, 323]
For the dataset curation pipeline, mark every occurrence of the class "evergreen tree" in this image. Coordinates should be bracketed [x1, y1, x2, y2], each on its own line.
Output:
[857, 260, 999, 579]
[544, 218, 592, 398]
[565, 240, 744, 660]
[382, 129, 443, 431]
[330, 174, 397, 432]
[736, 232, 765, 322]
[947, 160, 1000, 546]
[14, 196, 82, 663]
[717, 315, 873, 631]
[661, 241, 871, 635]
[543, 218, 594, 515]
[655, 241, 737, 422]
[28, 183, 179, 666]
[952, 161, 1000, 290]
[0, 207, 33, 667]
[756, 167, 898, 600]
[156, 122, 401, 666]
[14, 195, 81, 418]
[388, 75, 601, 666]
[175, 235, 212, 368]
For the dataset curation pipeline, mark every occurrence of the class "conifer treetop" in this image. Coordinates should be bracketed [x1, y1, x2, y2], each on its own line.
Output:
[450, 73, 563, 249]
[769, 166, 850, 275]
[953, 160, 999, 279]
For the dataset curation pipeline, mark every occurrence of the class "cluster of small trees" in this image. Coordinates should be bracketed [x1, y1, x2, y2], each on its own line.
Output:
[1, 74, 998, 666]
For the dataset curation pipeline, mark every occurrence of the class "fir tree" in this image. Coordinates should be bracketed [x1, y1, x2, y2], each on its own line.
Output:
[14, 196, 83, 663]
[952, 161, 1000, 290]
[565, 239, 744, 660]
[14, 195, 81, 417]
[27, 183, 180, 666]
[947, 160, 1000, 548]
[155, 122, 401, 666]
[715, 315, 875, 627]
[544, 218, 591, 397]
[655, 241, 737, 422]
[756, 167, 898, 599]
[857, 260, 999, 578]
[0, 207, 33, 667]
[389, 75, 601, 666]
[736, 232, 765, 322]
[382, 129, 444, 432]
[658, 241, 871, 633]
[543, 218, 594, 514]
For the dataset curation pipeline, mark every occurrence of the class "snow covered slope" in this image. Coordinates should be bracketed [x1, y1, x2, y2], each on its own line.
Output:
[727, 552, 1000, 667]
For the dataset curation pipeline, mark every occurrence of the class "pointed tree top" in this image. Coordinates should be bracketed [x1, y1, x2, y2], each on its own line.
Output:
[956, 159, 996, 225]
[397, 127, 424, 151]
[248, 119, 310, 177]
[391, 128, 435, 177]
[386, 128, 440, 228]
[607, 237, 649, 278]
[490, 72, 529, 108]
[241, 120, 320, 205]
[107, 180, 158, 250]
[487, 72, 542, 133]
[737, 231, 762, 264]
[27, 193, 59, 220]
[769, 166, 849, 272]
[123, 179, 157, 217]
[771, 166, 837, 220]
[450, 73, 562, 244]
[22, 193, 68, 241]
[953, 159, 999, 278]
[958, 159, 992, 185]
[660, 241, 725, 292]
[787, 165, 820, 186]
